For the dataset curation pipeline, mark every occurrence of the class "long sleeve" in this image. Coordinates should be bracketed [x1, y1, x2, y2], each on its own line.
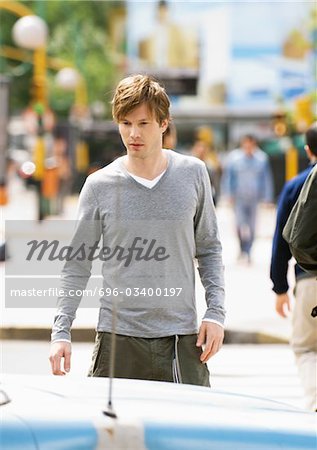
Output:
[270, 184, 294, 294]
[260, 158, 274, 202]
[194, 164, 226, 325]
[221, 156, 235, 199]
[270, 168, 311, 294]
[51, 180, 102, 342]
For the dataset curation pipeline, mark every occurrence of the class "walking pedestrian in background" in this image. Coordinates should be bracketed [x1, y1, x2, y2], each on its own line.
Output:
[223, 134, 273, 263]
[192, 126, 222, 207]
[270, 123, 317, 412]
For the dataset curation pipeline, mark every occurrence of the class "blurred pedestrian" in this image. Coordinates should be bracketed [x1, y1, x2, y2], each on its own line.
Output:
[270, 123, 317, 412]
[191, 139, 217, 205]
[223, 135, 273, 262]
[192, 126, 222, 206]
[50, 74, 225, 385]
[283, 162, 317, 278]
[52, 128, 72, 215]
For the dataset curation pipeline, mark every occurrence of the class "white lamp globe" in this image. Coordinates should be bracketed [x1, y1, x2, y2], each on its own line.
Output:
[56, 68, 80, 91]
[12, 15, 48, 50]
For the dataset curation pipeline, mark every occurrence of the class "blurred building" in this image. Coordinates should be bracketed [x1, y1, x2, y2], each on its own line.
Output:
[126, 1, 313, 112]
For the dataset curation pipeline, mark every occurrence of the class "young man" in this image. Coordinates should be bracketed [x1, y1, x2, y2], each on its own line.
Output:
[270, 123, 317, 411]
[49, 75, 225, 385]
[223, 135, 273, 262]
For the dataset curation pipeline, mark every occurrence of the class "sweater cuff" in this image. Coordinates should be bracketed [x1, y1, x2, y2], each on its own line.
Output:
[202, 318, 224, 329]
[202, 308, 225, 326]
[51, 314, 73, 342]
[51, 330, 71, 342]
[272, 285, 289, 295]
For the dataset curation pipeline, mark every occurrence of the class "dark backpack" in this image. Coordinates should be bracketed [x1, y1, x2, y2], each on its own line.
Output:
[283, 164, 317, 276]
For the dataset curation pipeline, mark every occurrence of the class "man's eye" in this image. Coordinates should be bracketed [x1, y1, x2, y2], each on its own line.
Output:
[140, 122, 148, 125]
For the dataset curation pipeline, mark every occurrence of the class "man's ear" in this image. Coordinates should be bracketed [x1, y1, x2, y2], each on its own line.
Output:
[304, 144, 312, 159]
[161, 119, 169, 133]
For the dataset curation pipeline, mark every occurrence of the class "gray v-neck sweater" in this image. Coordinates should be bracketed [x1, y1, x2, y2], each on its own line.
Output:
[52, 150, 225, 341]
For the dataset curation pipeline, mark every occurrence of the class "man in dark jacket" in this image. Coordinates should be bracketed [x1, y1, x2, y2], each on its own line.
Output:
[283, 163, 317, 278]
[270, 123, 317, 412]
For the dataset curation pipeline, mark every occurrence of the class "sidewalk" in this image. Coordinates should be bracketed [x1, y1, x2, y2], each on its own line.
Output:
[1, 176, 292, 344]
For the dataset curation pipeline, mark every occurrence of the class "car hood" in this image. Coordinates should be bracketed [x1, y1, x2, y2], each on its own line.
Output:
[1, 374, 316, 450]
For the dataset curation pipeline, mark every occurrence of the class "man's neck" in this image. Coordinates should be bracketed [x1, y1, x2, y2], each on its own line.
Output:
[124, 150, 168, 180]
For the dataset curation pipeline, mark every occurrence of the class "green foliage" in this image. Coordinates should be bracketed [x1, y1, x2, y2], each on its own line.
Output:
[0, 0, 124, 117]
[0, 8, 32, 110]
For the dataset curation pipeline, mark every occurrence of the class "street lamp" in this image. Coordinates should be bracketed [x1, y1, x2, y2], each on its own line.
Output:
[12, 15, 48, 49]
[55, 67, 80, 91]
[12, 15, 48, 110]
[56, 68, 89, 174]
[56, 67, 88, 119]
[12, 14, 48, 220]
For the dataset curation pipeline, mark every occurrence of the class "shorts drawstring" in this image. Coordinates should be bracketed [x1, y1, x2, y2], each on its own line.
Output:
[172, 334, 183, 383]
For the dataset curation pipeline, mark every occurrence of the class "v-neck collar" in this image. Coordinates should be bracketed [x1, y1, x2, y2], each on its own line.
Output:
[127, 170, 166, 188]
[119, 149, 173, 192]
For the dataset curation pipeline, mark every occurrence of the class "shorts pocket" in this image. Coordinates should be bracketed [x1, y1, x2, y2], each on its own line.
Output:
[87, 332, 110, 377]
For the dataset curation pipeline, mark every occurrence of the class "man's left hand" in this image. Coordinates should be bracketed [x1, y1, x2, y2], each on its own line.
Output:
[196, 322, 224, 363]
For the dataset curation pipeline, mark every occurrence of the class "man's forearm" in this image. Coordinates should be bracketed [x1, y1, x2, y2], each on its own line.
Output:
[198, 256, 226, 325]
[51, 313, 75, 342]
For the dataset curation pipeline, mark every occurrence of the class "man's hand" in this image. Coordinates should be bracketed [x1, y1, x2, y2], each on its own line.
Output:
[275, 293, 291, 318]
[49, 341, 72, 375]
[196, 322, 224, 363]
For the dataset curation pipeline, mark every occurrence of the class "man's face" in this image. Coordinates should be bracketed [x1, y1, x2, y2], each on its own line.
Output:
[118, 103, 168, 160]
[241, 138, 256, 156]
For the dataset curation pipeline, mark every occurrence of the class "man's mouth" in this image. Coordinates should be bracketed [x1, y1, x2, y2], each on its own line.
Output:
[129, 143, 144, 149]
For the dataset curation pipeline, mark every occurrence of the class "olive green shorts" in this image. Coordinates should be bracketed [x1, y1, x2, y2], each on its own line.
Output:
[88, 332, 210, 387]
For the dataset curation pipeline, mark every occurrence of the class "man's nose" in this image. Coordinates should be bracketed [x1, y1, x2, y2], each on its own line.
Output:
[130, 125, 140, 138]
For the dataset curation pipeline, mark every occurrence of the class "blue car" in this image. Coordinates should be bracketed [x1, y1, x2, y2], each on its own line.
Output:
[1, 375, 316, 450]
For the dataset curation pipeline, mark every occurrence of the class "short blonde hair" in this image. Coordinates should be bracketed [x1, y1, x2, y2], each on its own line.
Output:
[111, 74, 170, 124]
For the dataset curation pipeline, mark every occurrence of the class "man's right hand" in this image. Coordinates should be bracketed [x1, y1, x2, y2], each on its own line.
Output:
[49, 341, 72, 375]
[275, 293, 291, 318]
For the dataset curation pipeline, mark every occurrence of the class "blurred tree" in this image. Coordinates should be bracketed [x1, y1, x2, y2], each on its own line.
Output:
[0, 9, 33, 110]
[0, 0, 125, 117]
